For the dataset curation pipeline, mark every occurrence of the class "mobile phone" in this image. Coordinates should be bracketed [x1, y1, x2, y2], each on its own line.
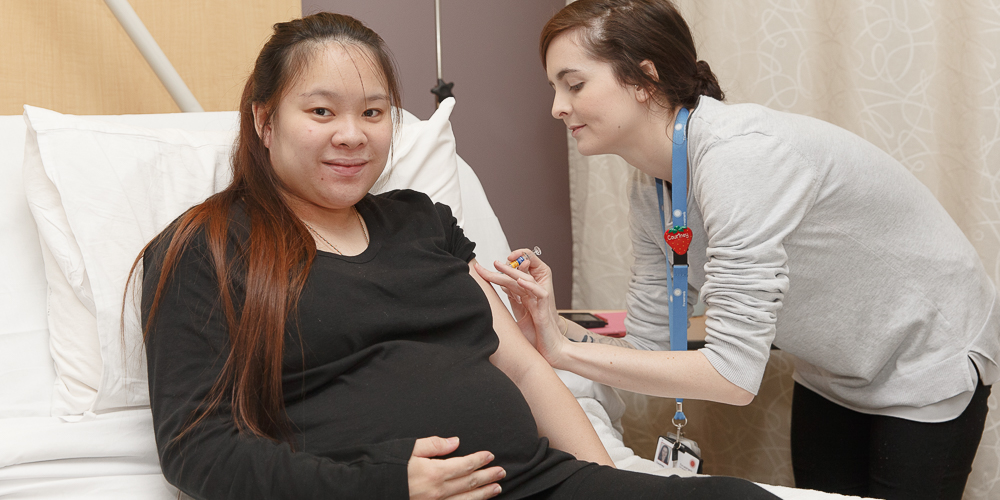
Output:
[558, 312, 608, 329]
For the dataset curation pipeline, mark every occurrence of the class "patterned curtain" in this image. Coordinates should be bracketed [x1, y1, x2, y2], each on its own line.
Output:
[566, 1, 1000, 496]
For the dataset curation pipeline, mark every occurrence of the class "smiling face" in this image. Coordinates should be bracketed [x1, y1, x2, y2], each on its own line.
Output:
[256, 42, 392, 214]
[546, 31, 645, 157]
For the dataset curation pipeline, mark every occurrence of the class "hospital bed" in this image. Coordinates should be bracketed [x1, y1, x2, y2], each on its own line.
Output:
[0, 95, 872, 499]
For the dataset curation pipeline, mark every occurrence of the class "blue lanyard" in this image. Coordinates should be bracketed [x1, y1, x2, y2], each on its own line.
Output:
[655, 107, 690, 420]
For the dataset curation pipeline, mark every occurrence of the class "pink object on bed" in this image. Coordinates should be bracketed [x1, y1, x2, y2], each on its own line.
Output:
[590, 311, 627, 337]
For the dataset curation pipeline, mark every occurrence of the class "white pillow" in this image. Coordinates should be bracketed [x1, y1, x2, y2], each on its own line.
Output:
[377, 98, 463, 225]
[23, 98, 464, 414]
[24, 108, 236, 413]
[0, 115, 56, 418]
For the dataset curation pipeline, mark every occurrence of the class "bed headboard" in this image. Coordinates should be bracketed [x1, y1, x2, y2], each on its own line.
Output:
[0, 0, 300, 115]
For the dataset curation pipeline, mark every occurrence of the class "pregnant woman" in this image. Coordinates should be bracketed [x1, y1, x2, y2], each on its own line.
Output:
[137, 11, 776, 500]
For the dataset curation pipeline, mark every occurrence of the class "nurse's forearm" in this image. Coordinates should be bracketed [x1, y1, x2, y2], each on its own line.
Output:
[553, 343, 754, 406]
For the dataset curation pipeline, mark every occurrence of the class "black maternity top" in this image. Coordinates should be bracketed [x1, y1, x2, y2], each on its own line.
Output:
[142, 190, 586, 500]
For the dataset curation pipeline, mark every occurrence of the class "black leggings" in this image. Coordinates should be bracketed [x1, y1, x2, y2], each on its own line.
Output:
[526, 464, 780, 499]
[791, 380, 992, 499]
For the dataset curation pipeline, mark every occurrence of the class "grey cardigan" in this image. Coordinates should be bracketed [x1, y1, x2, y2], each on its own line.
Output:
[624, 96, 1000, 420]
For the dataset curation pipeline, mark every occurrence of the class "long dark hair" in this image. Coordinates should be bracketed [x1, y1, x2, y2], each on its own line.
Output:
[540, 0, 723, 109]
[129, 12, 402, 445]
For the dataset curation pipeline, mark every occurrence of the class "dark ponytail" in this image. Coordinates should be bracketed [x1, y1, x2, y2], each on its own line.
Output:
[540, 0, 724, 110]
[693, 60, 724, 104]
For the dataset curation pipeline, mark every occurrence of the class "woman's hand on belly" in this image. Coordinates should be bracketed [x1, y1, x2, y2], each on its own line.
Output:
[408, 436, 505, 500]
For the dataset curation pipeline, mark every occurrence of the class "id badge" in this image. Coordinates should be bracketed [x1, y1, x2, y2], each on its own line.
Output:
[654, 434, 702, 473]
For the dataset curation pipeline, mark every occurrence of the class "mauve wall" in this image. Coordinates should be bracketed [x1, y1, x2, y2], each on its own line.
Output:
[302, 0, 573, 308]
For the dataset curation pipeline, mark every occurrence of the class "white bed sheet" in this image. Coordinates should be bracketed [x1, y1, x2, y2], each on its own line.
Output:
[0, 409, 177, 499]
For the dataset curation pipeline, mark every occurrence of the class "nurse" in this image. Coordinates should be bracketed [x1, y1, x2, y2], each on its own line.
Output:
[476, 0, 1000, 498]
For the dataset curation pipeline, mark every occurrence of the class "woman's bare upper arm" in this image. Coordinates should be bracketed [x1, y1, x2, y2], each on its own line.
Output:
[467, 259, 544, 384]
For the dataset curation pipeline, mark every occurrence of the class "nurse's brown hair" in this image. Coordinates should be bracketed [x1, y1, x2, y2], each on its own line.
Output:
[128, 12, 401, 447]
[540, 0, 723, 109]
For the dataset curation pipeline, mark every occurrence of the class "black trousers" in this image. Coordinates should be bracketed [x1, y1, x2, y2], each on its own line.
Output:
[791, 379, 992, 499]
[526, 463, 780, 500]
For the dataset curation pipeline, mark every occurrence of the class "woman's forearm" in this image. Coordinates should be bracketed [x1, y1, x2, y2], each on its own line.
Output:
[513, 357, 615, 466]
[555, 343, 754, 406]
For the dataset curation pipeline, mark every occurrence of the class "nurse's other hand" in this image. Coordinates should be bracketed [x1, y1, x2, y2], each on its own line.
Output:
[408, 437, 505, 500]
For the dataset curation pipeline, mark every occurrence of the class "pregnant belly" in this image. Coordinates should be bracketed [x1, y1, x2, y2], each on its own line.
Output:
[287, 342, 546, 468]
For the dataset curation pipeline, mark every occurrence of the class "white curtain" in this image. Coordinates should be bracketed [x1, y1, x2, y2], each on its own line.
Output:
[567, 1, 1000, 496]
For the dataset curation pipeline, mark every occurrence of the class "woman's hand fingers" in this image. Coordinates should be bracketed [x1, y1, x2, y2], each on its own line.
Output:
[408, 458, 504, 500]
[515, 277, 549, 306]
[507, 248, 553, 285]
[474, 259, 528, 287]
[514, 278, 556, 328]
[499, 286, 522, 306]
[505, 248, 536, 273]
[408, 437, 505, 500]
[445, 466, 505, 500]
[411, 436, 461, 458]
[494, 253, 553, 299]
[494, 265, 540, 310]
[491, 259, 536, 289]
[474, 261, 538, 308]
[485, 261, 556, 329]
[474, 261, 530, 307]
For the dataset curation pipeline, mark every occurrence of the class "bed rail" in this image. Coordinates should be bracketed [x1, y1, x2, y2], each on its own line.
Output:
[103, 0, 203, 112]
